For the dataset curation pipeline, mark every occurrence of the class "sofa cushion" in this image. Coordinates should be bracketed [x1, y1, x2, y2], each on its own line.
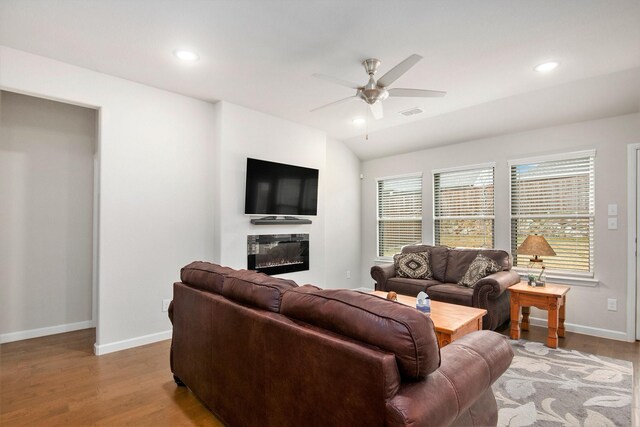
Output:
[180, 261, 236, 294]
[401, 245, 449, 282]
[427, 284, 474, 306]
[280, 288, 440, 380]
[458, 254, 502, 287]
[394, 252, 432, 279]
[444, 249, 510, 284]
[386, 278, 441, 297]
[221, 270, 298, 312]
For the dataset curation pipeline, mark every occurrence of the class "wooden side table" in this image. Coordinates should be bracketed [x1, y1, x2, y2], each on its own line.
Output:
[509, 281, 570, 348]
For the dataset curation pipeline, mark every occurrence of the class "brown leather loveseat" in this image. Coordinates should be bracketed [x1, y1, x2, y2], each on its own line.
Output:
[371, 244, 521, 330]
[169, 261, 514, 427]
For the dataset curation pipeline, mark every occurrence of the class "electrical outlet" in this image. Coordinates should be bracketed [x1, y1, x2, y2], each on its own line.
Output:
[162, 299, 171, 312]
[346, 270, 351, 279]
[607, 298, 617, 311]
[607, 217, 618, 230]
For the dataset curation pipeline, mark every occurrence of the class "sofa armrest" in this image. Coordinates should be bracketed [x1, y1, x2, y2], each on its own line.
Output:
[473, 270, 521, 300]
[385, 331, 513, 427]
[370, 263, 396, 291]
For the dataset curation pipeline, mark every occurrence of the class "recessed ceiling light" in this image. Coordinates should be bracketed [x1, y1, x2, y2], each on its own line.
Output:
[174, 49, 199, 61]
[352, 117, 366, 125]
[534, 61, 559, 73]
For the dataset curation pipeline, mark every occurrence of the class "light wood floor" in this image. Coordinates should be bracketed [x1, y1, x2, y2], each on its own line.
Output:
[1, 327, 638, 426]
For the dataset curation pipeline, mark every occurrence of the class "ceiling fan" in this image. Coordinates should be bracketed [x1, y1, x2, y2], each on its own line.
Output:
[310, 54, 446, 120]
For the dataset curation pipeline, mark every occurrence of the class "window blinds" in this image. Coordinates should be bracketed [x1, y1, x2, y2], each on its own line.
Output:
[433, 166, 494, 248]
[510, 154, 595, 273]
[377, 175, 422, 257]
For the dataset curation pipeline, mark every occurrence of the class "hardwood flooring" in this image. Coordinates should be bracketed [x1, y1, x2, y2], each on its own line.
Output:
[1, 327, 638, 426]
[0, 329, 222, 426]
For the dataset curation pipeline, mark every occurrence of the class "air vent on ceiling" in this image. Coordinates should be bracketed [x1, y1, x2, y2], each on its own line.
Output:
[399, 107, 424, 117]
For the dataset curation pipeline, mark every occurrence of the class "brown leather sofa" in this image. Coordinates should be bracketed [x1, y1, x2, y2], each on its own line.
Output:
[371, 244, 521, 330]
[169, 261, 514, 427]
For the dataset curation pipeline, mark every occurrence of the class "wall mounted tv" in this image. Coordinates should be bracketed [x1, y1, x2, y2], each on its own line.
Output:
[244, 158, 319, 216]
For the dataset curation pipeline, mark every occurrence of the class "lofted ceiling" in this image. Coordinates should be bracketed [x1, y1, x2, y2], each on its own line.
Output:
[1, 0, 639, 160]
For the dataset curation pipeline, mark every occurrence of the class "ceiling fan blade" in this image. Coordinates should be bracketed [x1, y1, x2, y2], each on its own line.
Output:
[377, 54, 423, 88]
[310, 96, 358, 112]
[369, 102, 384, 120]
[388, 88, 447, 98]
[312, 73, 361, 90]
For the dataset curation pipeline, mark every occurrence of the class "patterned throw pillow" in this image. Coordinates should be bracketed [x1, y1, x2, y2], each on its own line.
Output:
[393, 252, 433, 279]
[458, 254, 502, 288]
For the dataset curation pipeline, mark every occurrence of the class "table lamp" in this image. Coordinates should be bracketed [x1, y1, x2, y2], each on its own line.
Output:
[517, 234, 556, 286]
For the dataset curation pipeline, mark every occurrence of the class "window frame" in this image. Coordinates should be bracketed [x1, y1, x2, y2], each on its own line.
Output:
[375, 172, 423, 260]
[508, 149, 596, 279]
[432, 162, 496, 249]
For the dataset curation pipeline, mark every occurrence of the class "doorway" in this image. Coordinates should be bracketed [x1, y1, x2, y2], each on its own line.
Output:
[0, 91, 98, 344]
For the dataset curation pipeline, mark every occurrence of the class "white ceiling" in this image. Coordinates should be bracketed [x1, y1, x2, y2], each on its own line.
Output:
[1, 0, 639, 160]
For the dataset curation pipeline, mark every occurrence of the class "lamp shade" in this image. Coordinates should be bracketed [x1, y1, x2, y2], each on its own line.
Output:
[517, 235, 556, 259]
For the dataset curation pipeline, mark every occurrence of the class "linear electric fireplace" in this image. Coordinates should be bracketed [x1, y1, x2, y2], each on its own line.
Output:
[247, 234, 309, 275]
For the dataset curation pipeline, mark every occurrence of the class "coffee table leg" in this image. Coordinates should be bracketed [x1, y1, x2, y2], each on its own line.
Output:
[510, 294, 521, 340]
[547, 298, 559, 348]
[558, 295, 566, 338]
[521, 306, 530, 331]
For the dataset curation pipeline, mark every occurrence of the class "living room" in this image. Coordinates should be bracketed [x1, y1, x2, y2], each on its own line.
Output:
[1, 1, 639, 426]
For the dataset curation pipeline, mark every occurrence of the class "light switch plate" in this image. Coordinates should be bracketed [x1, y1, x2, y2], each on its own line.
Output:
[607, 217, 618, 230]
[607, 204, 618, 216]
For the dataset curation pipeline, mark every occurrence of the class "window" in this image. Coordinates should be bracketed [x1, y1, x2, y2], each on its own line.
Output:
[377, 174, 422, 257]
[433, 165, 495, 248]
[510, 151, 595, 274]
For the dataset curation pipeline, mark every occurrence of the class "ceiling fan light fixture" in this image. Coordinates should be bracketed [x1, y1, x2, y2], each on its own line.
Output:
[174, 49, 199, 62]
[534, 61, 559, 73]
[310, 54, 445, 120]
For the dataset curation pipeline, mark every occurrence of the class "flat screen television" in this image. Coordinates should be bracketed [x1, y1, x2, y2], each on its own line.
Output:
[244, 158, 319, 216]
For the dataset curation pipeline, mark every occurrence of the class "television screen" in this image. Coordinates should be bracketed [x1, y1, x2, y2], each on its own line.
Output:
[244, 158, 319, 216]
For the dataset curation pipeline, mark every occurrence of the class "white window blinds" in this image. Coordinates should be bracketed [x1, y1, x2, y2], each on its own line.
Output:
[377, 175, 422, 257]
[433, 166, 495, 248]
[510, 153, 595, 273]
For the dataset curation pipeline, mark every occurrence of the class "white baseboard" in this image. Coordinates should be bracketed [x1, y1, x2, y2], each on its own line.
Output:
[527, 317, 629, 342]
[94, 329, 172, 355]
[0, 320, 96, 344]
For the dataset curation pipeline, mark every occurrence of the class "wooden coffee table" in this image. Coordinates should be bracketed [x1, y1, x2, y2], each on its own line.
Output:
[370, 291, 486, 347]
[509, 281, 570, 348]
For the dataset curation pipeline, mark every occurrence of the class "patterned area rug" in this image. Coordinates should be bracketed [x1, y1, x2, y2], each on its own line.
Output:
[493, 340, 633, 426]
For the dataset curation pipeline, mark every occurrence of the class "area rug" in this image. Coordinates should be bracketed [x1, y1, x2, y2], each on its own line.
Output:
[493, 340, 633, 426]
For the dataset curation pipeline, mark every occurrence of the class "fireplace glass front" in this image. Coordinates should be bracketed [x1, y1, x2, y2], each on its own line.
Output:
[247, 234, 309, 275]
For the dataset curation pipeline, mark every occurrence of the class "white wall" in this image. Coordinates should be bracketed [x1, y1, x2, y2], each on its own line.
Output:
[0, 91, 95, 339]
[324, 137, 362, 288]
[214, 102, 361, 288]
[0, 47, 363, 352]
[0, 46, 217, 353]
[361, 113, 640, 339]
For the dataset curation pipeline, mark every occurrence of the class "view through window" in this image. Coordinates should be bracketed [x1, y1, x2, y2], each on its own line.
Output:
[510, 152, 595, 273]
[377, 174, 422, 257]
[433, 165, 495, 248]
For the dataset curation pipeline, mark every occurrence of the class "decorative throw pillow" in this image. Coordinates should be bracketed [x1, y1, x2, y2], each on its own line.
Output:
[393, 252, 433, 279]
[458, 254, 502, 288]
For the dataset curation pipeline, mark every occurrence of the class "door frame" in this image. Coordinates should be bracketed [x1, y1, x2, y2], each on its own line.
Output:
[0, 85, 101, 350]
[626, 143, 640, 341]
